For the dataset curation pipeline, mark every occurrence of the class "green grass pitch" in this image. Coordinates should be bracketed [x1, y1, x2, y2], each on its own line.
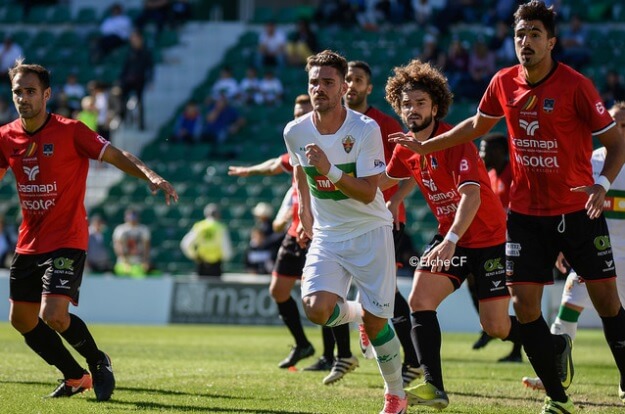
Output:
[0, 323, 622, 413]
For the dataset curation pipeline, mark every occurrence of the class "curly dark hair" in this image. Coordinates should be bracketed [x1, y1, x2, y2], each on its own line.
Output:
[305, 50, 348, 79]
[385, 59, 453, 121]
[514, 1, 556, 38]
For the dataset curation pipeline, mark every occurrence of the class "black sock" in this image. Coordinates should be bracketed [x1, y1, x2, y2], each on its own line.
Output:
[321, 326, 336, 360]
[59, 314, 104, 365]
[411, 310, 444, 391]
[520, 315, 567, 402]
[392, 291, 419, 366]
[23, 318, 84, 379]
[503, 315, 521, 343]
[277, 297, 309, 347]
[600, 307, 625, 388]
[331, 323, 352, 358]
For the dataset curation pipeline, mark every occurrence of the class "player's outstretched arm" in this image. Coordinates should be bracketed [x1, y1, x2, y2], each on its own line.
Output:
[228, 157, 283, 176]
[102, 145, 179, 205]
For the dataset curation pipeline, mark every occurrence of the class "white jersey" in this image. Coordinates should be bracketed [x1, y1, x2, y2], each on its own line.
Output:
[592, 148, 625, 264]
[284, 108, 392, 242]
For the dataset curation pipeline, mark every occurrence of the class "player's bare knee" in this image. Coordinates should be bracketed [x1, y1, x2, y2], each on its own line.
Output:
[482, 320, 508, 339]
[41, 311, 69, 332]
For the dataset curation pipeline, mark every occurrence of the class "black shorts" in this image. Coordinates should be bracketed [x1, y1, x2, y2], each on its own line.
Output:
[272, 234, 309, 278]
[506, 210, 615, 284]
[10, 248, 86, 306]
[417, 235, 508, 300]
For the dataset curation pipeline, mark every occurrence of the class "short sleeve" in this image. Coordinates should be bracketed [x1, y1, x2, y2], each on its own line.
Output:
[574, 77, 615, 134]
[280, 153, 293, 173]
[478, 72, 505, 118]
[448, 143, 482, 189]
[386, 145, 413, 180]
[74, 121, 109, 160]
[356, 124, 386, 177]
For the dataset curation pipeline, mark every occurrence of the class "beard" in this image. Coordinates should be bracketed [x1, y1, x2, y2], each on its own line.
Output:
[408, 114, 433, 133]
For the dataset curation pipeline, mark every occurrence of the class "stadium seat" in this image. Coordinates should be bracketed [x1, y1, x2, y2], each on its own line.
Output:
[48, 5, 72, 24]
[74, 7, 98, 24]
[0, 5, 23, 24]
[251, 7, 274, 24]
[24, 6, 50, 24]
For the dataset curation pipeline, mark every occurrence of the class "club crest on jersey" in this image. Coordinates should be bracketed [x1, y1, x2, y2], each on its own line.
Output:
[595, 102, 606, 115]
[342, 135, 355, 153]
[543, 98, 555, 113]
[430, 156, 438, 169]
[42, 144, 54, 157]
[374, 159, 385, 168]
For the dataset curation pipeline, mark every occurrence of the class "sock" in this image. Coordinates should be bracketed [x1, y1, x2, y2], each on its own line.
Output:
[59, 314, 104, 365]
[520, 315, 567, 402]
[551, 306, 581, 340]
[503, 315, 521, 343]
[23, 318, 85, 379]
[321, 326, 336, 360]
[411, 310, 444, 391]
[325, 300, 362, 327]
[277, 297, 310, 347]
[392, 291, 419, 366]
[600, 307, 625, 389]
[331, 323, 352, 358]
[371, 323, 404, 397]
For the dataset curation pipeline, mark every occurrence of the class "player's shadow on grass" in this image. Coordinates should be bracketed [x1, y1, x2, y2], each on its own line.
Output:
[108, 398, 317, 413]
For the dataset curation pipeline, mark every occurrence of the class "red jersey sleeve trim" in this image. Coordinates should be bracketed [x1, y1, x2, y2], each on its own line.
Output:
[386, 173, 411, 180]
[97, 141, 111, 162]
[477, 110, 504, 119]
[457, 180, 480, 190]
[593, 121, 617, 136]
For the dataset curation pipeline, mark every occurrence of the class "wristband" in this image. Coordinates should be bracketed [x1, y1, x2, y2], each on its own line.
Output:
[444, 231, 459, 244]
[326, 164, 343, 183]
[595, 175, 610, 192]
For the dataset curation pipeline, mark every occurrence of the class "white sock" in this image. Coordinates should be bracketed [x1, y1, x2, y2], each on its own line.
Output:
[325, 300, 362, 327]
[551, 318, 578, 341]
[371, 324, 404, 397]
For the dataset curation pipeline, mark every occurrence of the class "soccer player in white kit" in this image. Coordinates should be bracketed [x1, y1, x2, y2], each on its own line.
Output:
[522, 102, 625, 404]
[283, 50, 407, 414]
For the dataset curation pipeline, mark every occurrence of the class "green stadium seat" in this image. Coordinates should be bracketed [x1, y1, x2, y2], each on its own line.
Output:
[48, 5, 72, 24]
[0, 5, 24, 24]
[74, 7, 98, 24]
[24, 6, 50, 24]
[252, 7, 274, 24]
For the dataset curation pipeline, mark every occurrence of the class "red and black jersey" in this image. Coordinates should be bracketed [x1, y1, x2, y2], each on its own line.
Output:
[365, 106, 407, 224]
[0, 114, 109, 254]
[387, 121, 506, 248]
[479, 62, 615, 216]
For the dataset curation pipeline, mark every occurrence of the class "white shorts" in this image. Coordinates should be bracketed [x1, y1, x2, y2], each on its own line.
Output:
[562, 265, 625, 309]
[301, 225, 395, 319]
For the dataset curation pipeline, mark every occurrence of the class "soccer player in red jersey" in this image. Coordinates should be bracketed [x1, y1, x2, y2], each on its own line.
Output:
[344, 60, 422, 386]
[389, 2, 625, 412]
[0, 60, 178, 401]
[382, 59, 520, 410]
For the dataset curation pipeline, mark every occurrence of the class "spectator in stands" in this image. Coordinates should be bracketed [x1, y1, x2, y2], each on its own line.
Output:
[602, 69, 625, 109]
[135, 0, 171, 36]
[488, 20, 516, 66]
[434, 0, 480, 35]
[180, 203, 233, 277]
[119, 31, 154, 131]
[411, 0, 434, 25]
[171, 100, 203, 143]
[62, 73, 86, 113]
[418, 33, 446, 70]
[255, 21, 287, 69]
[238, 66, 262, 105]
[76, 96, 99, 132]
[0, 214, 16, 269]
[315, 0, 359, 27]
[286, 19, 319, 66]
[258, 69, 284, 106]
[557, 13, 591, 70]
[93, 3, 133, 62]
[170, 0, 193, 28]
[0, 35, 24, 84]
[457, 37, 495, 100]
[51, 92, 72, 118]
[112, 208, 152, 278]
[251, 201, 284, 262]
[444, 36, 470, 91]
[210, 66, 239, 102]
[0, 96, 16, 126]
[87, 81, 112, 139]
[87, 215, 113, 273]
[202, 94, 245, 153]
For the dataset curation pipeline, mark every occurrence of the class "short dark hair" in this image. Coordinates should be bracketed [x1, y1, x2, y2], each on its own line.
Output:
[8, 59, 50, 90]
[385, 59, 453, 121]
[348, 60, 372, 82]
[295, 94, 311, 105]
[306, 50, 348, 79]
[514, 1, 556, 38]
